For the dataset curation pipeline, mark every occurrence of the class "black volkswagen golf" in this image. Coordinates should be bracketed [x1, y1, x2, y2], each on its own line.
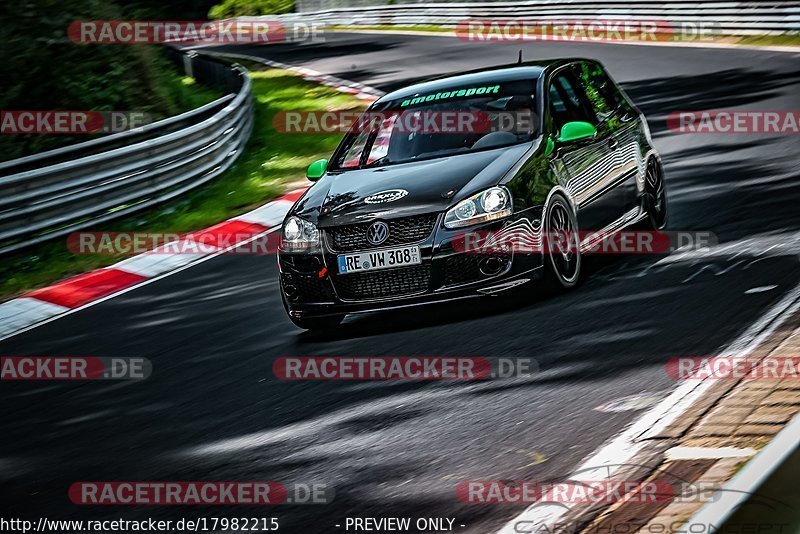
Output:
[278, 58, 667, 330]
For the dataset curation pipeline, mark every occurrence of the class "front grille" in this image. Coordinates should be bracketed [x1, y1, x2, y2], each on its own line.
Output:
[326, 214, 439, 252]
[444, 254, 484, 286]
[334, 265, 431, 300]
[283, 272, 331, 302]
[280, 256, 330, 302]
[282, 255, 321, 273]
[443, 253, 512, 286]
[293, 274, 330, 301]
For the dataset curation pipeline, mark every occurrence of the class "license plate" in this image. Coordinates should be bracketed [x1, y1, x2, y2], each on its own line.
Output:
[337, 246, 421, 274]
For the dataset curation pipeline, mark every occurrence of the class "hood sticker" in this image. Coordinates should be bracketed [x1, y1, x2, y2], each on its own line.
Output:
[364, 189, 409, 204]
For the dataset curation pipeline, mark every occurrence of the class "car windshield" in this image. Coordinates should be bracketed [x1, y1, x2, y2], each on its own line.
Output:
[330, 79, 538, 171]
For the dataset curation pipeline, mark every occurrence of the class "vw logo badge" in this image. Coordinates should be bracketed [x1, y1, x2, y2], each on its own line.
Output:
[367, 221, 390, 246]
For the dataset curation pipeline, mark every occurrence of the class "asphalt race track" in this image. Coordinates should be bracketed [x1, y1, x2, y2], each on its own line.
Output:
[2, 33, 800, 533]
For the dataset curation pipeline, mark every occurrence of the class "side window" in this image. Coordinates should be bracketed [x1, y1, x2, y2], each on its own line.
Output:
[365, 115, 396, 165]
[337, 129, 370, 168]
[548, 69, 596, 132]
[579, 63, 627, 118]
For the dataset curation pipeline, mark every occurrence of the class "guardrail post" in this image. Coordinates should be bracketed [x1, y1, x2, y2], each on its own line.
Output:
[183, 51, 197, 79]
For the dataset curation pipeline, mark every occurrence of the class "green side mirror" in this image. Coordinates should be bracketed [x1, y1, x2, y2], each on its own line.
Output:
[557, 121, 597, 143]
[545, 136, 555, 157]
[306, 158, 328, 181]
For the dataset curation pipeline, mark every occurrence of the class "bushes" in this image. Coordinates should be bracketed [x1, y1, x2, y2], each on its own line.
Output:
[0, 0, 220, 161]
[208, 0, 295, 19]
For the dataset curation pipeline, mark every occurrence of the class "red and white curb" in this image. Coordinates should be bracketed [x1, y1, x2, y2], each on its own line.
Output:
[0, 187, 308, 341]
[252, 57, 383, 101]
[183, 47, 385, 102]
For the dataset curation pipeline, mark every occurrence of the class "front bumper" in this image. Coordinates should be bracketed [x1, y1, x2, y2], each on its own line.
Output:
[278, 213, 544, 319]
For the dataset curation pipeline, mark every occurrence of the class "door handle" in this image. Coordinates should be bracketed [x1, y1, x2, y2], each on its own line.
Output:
[608, 138, 619, 150]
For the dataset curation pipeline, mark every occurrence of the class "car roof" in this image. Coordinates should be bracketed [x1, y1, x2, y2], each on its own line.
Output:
[374, 58, 593, 104]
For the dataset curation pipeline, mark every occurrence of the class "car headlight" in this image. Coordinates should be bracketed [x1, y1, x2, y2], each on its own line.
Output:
[282, 216, 319, 250]
[444, 186, 512, 229]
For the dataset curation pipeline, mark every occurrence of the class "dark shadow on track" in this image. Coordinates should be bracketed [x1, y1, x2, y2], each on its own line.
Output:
[623, 68, 800, 134]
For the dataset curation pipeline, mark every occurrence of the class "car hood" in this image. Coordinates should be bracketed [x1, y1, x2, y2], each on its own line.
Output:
[297, 142, 533, 227]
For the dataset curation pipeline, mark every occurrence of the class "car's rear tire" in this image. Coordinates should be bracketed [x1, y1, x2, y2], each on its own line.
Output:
[543, 193, 582, 291]
[289, 314, 345, 331]
[644, 158, 668, 230]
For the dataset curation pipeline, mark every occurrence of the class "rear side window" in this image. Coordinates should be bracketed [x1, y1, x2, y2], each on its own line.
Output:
[577, 62, 627, 119]
[548, 69, 597, 129]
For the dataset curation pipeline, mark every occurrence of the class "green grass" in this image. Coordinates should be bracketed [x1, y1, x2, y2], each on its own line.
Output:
[736, 34, 800, 47]
[177, 76, 226, 111]
[0, 67, 365, 301]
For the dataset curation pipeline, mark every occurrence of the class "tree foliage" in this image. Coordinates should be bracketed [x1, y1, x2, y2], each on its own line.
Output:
[209, 0, 295, 19]
[0, 0, 218, 160]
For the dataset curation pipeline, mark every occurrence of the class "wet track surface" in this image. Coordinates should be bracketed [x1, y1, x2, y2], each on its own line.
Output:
[2, 34, 800, 533]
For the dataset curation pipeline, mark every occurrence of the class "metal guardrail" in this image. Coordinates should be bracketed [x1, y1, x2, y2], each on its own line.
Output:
[684, 413, 800, 531]
[0, 50, 254, 255]
[289, 0, 800, 35]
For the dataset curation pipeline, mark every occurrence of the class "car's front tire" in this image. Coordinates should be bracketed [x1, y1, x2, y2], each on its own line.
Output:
[543, 193, 582, 290]
[644, 157, 668, 230]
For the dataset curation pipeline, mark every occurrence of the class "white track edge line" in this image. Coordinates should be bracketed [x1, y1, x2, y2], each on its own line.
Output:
[497, 279, 800, 533]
